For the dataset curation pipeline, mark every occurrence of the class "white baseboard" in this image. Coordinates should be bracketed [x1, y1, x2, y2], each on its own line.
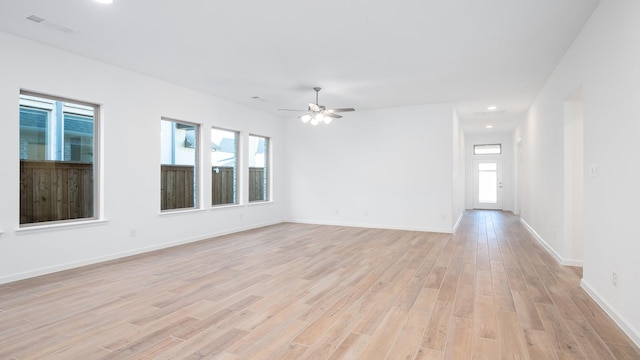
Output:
[581, 279, 640, 348]
[286, 218, 453, 234]
[520, 218, 583, 267]
[0, 220, 282, 285]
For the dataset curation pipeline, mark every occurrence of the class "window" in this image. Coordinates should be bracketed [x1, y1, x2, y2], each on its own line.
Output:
[211, 128, 238, 206]
[160, 119, 198, 210]
[248, 135, 269, 202]
[19, 92, 98, 225]
[473, 144, 501, 155]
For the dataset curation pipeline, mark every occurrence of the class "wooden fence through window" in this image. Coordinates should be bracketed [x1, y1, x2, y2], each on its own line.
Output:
[212, 166, 265, 204]
[212, 166, 235, 205]
[161, 164, 195, 210]
[20, 160, 93, 224]
[249, 167, 267, 201]
[21, 162, 263, 221]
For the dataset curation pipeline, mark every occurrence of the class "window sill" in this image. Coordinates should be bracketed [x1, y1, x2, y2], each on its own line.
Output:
[15, 219, 109, 234]
[248, 200, 275, 206]
[210, 203, 242, 211]
[159, 208, 207, 217]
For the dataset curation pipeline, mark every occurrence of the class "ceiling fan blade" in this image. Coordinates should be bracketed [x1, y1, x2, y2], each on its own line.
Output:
[327, 108, 355, 113]
[278, 108, 307, 112]
[324, 113, 343, 119]
[309, 103, 321, 112]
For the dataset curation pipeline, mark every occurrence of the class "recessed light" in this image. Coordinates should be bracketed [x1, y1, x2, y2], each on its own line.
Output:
[94, 0, 113, 4]
[487, 106, 497, 111]
[485, 125, 493, 129]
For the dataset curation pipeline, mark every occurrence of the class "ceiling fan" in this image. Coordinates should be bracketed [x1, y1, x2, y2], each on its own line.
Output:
[278, 87, 355, 125]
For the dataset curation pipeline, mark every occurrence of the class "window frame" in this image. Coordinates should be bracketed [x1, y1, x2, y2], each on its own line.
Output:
[248, 134, 270, 203]
[211, 126, 240, 206]
[19, 90, 101, 227]
[160, 117, 200, 212]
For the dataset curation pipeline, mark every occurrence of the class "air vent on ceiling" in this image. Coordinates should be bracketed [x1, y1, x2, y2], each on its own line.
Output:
[473, 110, 506, 117]
[26, 15, 45, 23]
[26, 14, 76, 34]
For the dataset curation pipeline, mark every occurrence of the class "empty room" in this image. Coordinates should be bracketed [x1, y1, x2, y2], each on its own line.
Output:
[1, 0, 639, 359]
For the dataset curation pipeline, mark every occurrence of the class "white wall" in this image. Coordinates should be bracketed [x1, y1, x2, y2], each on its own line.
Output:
[464, 133, 514, 212]
[515, 0, 640, 345]
[452, 111, 466, 230]
[562, 96, 585, 265]
[0, 32, 285, 284]
[284, 104, 457, 233]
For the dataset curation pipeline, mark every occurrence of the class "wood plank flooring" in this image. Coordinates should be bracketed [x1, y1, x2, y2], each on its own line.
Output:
[0, 210, 638, 359]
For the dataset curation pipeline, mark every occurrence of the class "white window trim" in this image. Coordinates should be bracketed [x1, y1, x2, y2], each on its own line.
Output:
[19, 90, 101, 226]
[160, 117, 201, 211]
[15, 219, 109, 234]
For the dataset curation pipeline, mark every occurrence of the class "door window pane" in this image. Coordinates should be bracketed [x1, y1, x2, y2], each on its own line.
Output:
[478, 163, 497, 203]
[161, 119, 198, 210]
[478, 163, 497, 171]
[212, 128, 238, 205]
[249, 135, 269, 202]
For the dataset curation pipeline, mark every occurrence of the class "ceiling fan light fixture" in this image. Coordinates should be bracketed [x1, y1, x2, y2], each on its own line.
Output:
[279, 87, 355, 126]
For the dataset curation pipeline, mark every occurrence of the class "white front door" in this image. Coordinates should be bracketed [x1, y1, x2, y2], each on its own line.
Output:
[473, 159, 503, 210]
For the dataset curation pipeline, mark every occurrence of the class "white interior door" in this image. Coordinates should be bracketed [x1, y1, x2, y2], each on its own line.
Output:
[473, 159, 503, 210]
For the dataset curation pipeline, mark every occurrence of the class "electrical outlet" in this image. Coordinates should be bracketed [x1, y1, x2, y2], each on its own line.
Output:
[612, 272, 618, 287]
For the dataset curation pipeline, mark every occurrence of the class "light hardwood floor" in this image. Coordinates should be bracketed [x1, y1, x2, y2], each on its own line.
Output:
[1, 210, 639, 359]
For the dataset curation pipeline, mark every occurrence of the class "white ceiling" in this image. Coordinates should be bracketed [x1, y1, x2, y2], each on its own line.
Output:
[0, 0, 601, 134]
